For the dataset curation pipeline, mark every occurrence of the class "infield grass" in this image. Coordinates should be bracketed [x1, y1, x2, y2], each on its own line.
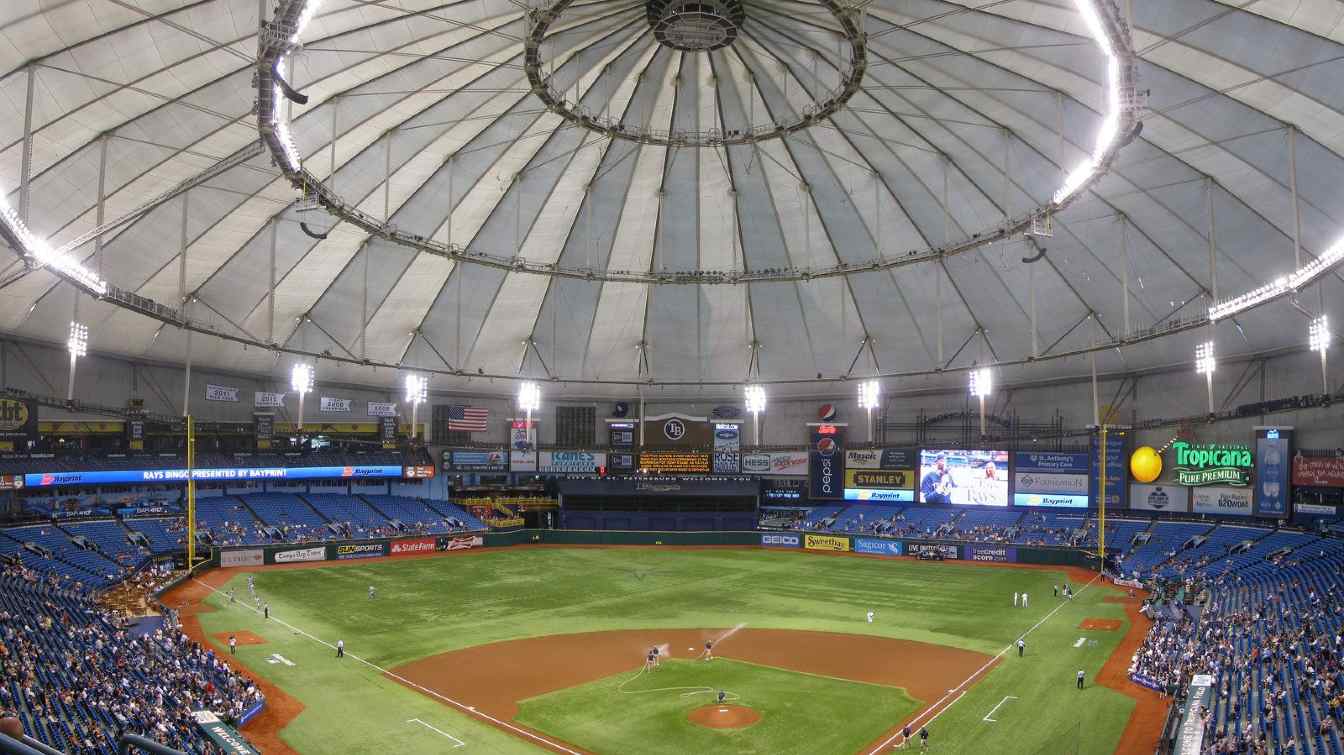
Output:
[516, 658, 920, 755]
[193, 547, 1135, 754]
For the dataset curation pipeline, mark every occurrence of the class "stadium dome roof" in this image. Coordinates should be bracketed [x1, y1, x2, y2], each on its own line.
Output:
[0, 0, 1340, 397]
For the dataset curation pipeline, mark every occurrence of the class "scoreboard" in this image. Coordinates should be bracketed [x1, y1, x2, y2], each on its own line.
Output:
[639, 450, 710, 474]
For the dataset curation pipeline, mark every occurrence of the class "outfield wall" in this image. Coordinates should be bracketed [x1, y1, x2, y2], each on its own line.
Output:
[211, 529, 1095, 568]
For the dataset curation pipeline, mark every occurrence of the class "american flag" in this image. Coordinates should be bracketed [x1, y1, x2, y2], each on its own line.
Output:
[447, 405, 489, 432]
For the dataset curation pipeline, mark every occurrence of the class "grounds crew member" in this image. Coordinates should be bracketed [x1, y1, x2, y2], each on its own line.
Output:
[1077, 669, 1085, 689]
[336, 639, 345, 659]
[1017, 638, 1025, 657]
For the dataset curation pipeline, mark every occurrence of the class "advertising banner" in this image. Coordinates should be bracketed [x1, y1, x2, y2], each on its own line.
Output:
[539, 451, 605, 474]
[1090, 430, 1128, 508]
[1253, 428, 1291, 517]
[808, 425, 846, 500]
[804, 533, 850, 552]
[510, 450, 537, 472]
[843, 469, 915, 502]
[205, 384, 240, 402]
[390, 537, 436, 555]
[760, 533, 801, 548]
[1014, 452, 1090, 474]
[1173, 675, 1216, 755]
[192, 711, 260, 755]
[403, 465, 435, 480]
[378, 416, 397, 449]
[853, 537, 904, 557]
[712, 423, 740, 474]
[919, 449, 1009, 505]
[220, 549, 263, 567]
[608, 452, 636, 472]
[0, 398, 37, 443]
[607, 421, 636, 449]
[0, 475, 22, 490]
[1295, 503, 1338, 516]
[320, 397, 352, 413]
[24, 465, 404, 487]
[335, 542, 387, 560]
[845, 448, 916, 470]
[1171, 441, 1252, 486]
[845, 449, 883, 469]
[273, 546, 325, 564]
[254, 413, 274, 451]
[126, 418, 145, 451]
[762, 477, 805, 502]
[438, 535, 484, 551]
[1292, 455, 1344, 488]
[367, 401, 396, 417]
[741, 451, 809, 476]
[444, 449, 508, 472]
[1130, 484, 1190, 512]
[965, 544, 1017, 563]
[1191, 486, 1253, 516]
[1013, 468, 1089, 508]
[254, 391, 285, 408]
[510, 419, 536, 450]
[909, 543, 960, 559]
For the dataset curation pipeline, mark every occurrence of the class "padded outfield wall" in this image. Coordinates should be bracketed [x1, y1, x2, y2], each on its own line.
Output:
[210, 529, 1096, 568]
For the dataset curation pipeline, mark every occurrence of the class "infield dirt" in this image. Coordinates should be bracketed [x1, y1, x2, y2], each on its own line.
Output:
[687, 704, 762, 729]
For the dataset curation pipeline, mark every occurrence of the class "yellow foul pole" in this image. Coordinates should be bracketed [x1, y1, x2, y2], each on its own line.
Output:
[186, 415, 197, 569]
[1098, 424, 1107, 572]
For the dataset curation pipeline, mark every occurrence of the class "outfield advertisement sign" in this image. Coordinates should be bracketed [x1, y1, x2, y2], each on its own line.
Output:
[390, 537, 436, 555]
[24, 465, 404, 487]
[804, 534, 850, 552]
[335, 542, 387, 560]
[965, 544, 1017, 563]
[272, 546, 325, 564]
[1014, 452, 1090, 508]
[539, 451, 605, 475]
[1172, 441, 1252, 486]
[853, 537, 903, 557]
[909, 543, 960, 559]
[741, 451, 809, 476]
[1253, 427, 1291, 517]
[844, 448, 914, 471]
[712, 423, 740, 474]
[843, 468, 914, 502]
[438, 535, 484, 551]
[760, 533, 801, 548]
[220, 549, 263, 567]
[1129, 484, 1190, 512]
[1191, 486, 1253, 516]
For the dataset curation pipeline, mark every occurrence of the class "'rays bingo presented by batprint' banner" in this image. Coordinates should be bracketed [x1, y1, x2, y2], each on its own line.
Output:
[808, 425, 847, 500]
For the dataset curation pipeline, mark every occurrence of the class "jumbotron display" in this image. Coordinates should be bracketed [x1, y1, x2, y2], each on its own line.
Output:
[918, 450, 1010, 506]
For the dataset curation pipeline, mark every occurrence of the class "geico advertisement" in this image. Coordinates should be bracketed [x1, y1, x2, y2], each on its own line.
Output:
[804, 534, 850, 552]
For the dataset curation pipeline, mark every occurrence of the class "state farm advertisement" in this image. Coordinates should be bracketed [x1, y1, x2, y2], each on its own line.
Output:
[390, 537, 436, 556]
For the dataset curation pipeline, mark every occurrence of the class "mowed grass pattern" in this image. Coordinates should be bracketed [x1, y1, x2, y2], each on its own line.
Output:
[195, 548, 1135, 754]
[516, 658, 920, 755]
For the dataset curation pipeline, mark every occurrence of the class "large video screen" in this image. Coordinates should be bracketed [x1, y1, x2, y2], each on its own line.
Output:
[919, 449, 1010, 506]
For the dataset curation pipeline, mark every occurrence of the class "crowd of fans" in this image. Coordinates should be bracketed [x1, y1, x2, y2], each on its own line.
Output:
[0, 562, 262, 754]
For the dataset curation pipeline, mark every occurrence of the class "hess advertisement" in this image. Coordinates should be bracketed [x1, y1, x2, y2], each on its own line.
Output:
[808, 425, 846, 500]
[919, 449, 1009, 506]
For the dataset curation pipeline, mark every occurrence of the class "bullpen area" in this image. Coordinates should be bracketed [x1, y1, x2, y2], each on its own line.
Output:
[163, 545, 1145, 754]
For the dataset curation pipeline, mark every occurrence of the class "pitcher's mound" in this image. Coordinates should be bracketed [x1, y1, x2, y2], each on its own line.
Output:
[687, 704, 761, 729]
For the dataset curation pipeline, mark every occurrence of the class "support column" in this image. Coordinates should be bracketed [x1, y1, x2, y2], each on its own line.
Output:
[1121, 216, 1130, 338]
[180, 192, 192, 417]
[19, 66, 35, 223]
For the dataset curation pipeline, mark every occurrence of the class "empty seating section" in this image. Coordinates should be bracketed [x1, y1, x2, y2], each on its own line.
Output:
[0, 562, 264, 754]
[364, 495, 484, 533]
[950, 509, 1023, 542]
[191, 497, 267, 545]
[429, 501, 488, 531]
[1119, 521, 1210, 576]
[1016, 511, 1084, 546]
[1, 525, 122, 587]
[59, 520, 142, 565]
[304, 494, 393, 537]
[123, 517, 185, 553]
[826, 505, 903, 533]
[1159, 524, 1267, 577]
[240, 494, 330, 543]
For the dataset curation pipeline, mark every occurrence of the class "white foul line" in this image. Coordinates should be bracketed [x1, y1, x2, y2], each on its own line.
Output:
[191, 578, 581, 755]
[866, 571, 1101, 754]
[407, 718, 466, 747]
[982, 695, 1018, 723]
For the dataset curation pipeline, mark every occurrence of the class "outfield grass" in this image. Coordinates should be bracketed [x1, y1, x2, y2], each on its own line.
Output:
[516, 658, 920, 755]
[193, 548, 1135, 754]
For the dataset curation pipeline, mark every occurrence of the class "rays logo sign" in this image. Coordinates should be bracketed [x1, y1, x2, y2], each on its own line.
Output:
[663, 418, 686, 441]
[1172, 441, 1252, 486]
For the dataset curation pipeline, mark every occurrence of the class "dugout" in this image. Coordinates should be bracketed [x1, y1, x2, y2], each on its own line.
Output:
[556, 476, 758, 531]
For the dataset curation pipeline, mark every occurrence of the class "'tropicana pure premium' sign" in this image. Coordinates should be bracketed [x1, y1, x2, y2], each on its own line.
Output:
[1172, 441, 1252, 486]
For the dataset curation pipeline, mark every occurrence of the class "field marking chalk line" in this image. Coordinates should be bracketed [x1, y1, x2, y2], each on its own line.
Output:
[866, 571, 1102, 754]
[982, 696, 1018, 723]
[191, 578, 582, 755]
[407, 718, 467, 747]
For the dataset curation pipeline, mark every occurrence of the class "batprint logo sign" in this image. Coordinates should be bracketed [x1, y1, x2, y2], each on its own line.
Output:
[808, 425, 846, 500]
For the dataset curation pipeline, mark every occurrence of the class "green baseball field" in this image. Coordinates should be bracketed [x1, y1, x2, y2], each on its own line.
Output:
[170, 547, 1143, 754]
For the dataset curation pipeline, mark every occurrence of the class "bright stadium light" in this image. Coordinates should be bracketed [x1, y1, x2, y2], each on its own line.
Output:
[1310, 316, 1330, 395]
[66, 321, 88, 401]
[1195, 341, 1216, 415]
[744, 384, 766, 446]
[969, 367, 992, 437]
[857, 380, 880, 443]
[405, 374, 428, 442]
[291, 363, 314, 430]
[518, 381, 540, 435]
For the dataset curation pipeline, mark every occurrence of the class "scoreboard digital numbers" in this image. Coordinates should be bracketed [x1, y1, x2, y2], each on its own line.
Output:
[638, 450, 710, 474]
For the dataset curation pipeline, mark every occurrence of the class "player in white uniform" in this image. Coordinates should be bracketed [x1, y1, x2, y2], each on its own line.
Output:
[1022, 593, 1029, 608]
[368, 585, 376, 600]
[866, 609, 875, 624]
[1013, 592, 1019, 607]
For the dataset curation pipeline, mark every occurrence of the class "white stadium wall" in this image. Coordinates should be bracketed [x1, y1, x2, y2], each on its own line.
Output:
[2, 335, 1340, 449]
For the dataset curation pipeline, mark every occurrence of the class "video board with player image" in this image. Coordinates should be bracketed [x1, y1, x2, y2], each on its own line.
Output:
[919, 449, 1010, 506]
